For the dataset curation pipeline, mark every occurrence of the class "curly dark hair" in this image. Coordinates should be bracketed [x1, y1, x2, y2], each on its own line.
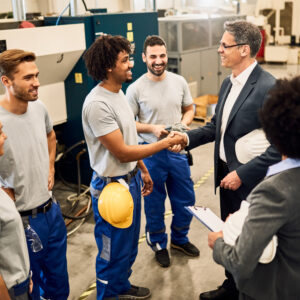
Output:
[83, 35, 131, 81]
[260, 76, 300, 158]
[143, 35, 166, 54]
[224, 20, 262, 57]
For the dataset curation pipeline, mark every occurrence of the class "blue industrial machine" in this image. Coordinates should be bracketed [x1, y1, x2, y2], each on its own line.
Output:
[45, 12, 158, 184]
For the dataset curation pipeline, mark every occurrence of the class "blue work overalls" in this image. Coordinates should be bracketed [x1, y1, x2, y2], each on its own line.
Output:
[25, 200, 69, 300]
[143, 149, 195, 250]
[90, 170, 141, 299]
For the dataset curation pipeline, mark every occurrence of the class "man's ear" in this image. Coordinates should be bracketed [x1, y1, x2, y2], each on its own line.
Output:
[142, 53, 146, 63]
[107, 68, 112, 72]
[1, 75, 11, 87]
[240, 45, 250, 57]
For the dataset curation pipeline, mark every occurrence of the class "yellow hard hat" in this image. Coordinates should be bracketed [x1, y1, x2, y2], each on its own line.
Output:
[98, 182, 134, 229]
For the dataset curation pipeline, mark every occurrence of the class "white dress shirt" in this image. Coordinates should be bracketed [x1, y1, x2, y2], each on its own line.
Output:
[219, 61, 257, 162]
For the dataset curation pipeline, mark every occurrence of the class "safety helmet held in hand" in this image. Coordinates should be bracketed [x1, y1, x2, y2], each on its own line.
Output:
[98, 182, 134, 228]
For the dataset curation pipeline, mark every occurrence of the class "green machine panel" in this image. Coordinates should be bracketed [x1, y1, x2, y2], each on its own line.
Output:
[45, 12, 158, 183]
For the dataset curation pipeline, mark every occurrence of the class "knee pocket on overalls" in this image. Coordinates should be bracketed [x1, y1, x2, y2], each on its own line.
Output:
[100, 234, 111, 262]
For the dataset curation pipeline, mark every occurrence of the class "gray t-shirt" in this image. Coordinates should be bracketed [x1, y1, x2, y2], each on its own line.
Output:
[0, 100, 53, 211]
[82, 85, 137, 177]
[0, 189, 30, 289]
[126, 71, 193, 143]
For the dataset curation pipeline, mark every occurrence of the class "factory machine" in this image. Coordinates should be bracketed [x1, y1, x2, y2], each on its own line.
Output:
[158, 14, 245, 98]
[0, 23, 85, 126]
[254, 0, 300, 63]
[43, 12, 159, 184]
[44, 12, 158, 145]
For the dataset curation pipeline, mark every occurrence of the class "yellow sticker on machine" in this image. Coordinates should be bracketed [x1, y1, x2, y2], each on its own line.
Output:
[127, 32, 134, 42]
[127, 22, 132, 31]
[75, 73, 83, 84]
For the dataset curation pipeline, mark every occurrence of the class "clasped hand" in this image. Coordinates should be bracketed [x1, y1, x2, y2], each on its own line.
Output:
[167, 131, 187, 152]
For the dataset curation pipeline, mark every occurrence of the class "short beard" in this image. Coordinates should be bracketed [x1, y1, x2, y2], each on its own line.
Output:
[12, 83, 38, 102]
[148, 64, 166, 77]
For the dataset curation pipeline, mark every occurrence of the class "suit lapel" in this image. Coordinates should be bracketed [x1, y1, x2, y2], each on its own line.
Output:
[226, 64, 262, 130]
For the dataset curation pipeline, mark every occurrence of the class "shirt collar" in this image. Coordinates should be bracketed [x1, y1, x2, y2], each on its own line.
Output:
[230, 61, 257, 86]
[266, 158, 300, 177]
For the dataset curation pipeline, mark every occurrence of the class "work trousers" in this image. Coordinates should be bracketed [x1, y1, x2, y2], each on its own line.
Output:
[90, 171, 141, 299]
[143, 149, 195, 251]
[25, 201, 69, 300]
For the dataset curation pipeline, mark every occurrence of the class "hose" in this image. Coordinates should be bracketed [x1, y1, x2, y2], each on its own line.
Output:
[62, 187, 93, 220]
[56, 140, 93, 222]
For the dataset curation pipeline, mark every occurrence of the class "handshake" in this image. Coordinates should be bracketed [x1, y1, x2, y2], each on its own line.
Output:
[165, 131, 188, 152]
[152, 123, 189, 152]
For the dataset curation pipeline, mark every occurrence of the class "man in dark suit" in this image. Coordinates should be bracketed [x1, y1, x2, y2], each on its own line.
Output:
[172, 20, 281, 300]
[208, 76, 300, 300]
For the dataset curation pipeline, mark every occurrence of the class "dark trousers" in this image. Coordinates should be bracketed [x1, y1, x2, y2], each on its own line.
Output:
[239, 293, 256, 300]
[218, 160, 244, 222]
[218, 160, 243, 295]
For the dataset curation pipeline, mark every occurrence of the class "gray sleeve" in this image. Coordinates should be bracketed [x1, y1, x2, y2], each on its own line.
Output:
[84, 101, 119, 138]
[45, 110, 53, 134]
[0, 140, 16, 189]
[0, 176, 10, 188]
[181, 77, 193, 107]
[126, 84, 139, 117]
[0, 169, 14, 189]
[37, 100, 53, 134]
[213, 180, 288, 282]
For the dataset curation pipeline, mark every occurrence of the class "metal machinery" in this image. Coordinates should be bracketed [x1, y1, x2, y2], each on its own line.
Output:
[255, 0, 300, 63]
[158, 14, 245, 98]
[44, 12, 159, 183]
[0, 23, 86, 125]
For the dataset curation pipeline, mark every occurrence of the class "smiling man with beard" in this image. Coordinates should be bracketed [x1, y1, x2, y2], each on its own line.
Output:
[126, 35, 199, 269]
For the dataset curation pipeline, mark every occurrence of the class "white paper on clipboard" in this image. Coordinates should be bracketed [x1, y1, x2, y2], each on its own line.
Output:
[185, 206, 224, 232]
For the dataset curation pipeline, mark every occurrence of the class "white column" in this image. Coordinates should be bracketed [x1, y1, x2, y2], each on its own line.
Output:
[11, 0, 26, 21]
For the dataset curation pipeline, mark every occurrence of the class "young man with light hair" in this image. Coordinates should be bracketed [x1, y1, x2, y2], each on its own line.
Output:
[0, 49, 69, 300]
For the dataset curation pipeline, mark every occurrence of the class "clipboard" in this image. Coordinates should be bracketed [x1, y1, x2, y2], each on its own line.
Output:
[185, 206, 224, 232]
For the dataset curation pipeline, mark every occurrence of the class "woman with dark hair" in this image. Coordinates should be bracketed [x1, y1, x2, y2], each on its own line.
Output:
[207, 76, 300, 300]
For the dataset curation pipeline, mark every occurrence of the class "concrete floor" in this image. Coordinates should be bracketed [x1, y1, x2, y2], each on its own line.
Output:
[54, 121, 225, 300]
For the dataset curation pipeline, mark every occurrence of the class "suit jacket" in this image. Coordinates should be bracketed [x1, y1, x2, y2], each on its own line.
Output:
[187, 64, 281, 198]
[213, 166, 300, 300]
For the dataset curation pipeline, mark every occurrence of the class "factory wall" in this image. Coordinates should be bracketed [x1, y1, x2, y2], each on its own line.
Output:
[0, 0, 130, 15]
